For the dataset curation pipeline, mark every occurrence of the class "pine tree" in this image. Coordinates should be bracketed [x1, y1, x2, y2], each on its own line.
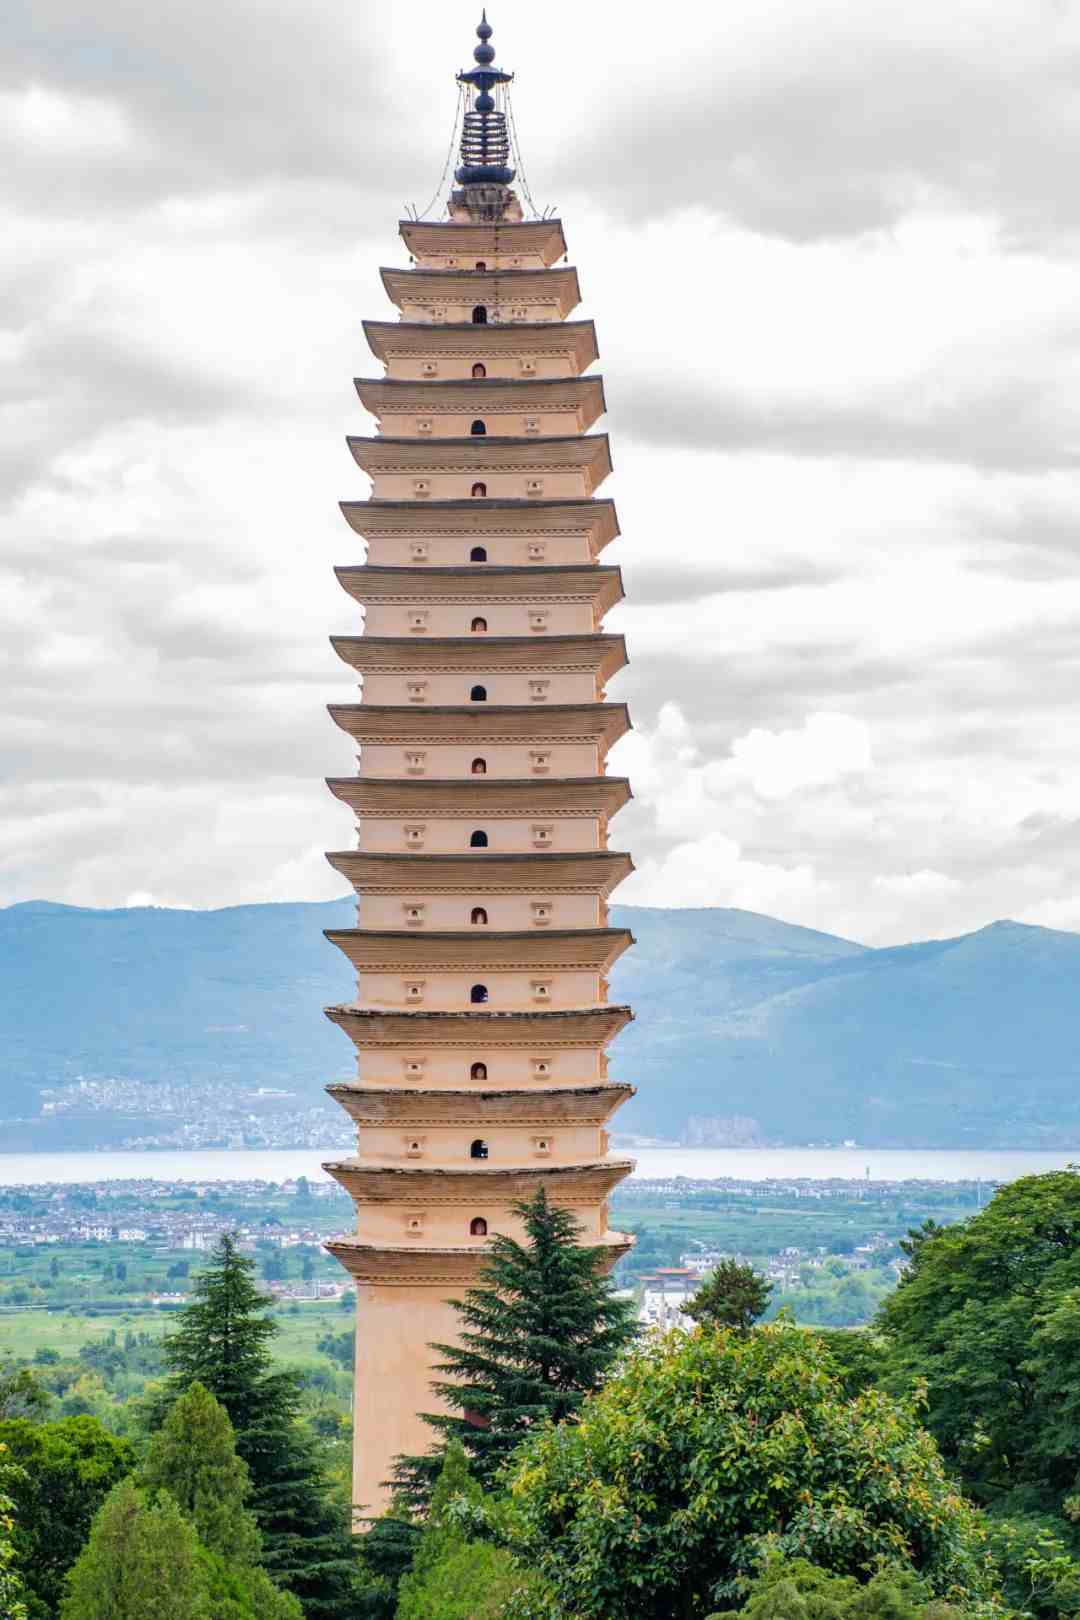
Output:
[60, 1479, 206, 1620]
[682, 1258, 772, 1332]
[395, 1189, 638, 1501]
[158, 1235, 358, 1619]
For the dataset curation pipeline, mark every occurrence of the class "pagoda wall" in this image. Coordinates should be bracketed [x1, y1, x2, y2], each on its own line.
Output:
[350, 1048, 607, 1087]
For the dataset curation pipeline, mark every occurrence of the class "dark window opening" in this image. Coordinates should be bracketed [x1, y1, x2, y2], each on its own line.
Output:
[472, 362, 487, 378]
[471, 1061, 488, 1080]
[471, 482, 487, 498]
[471, 419, 487, 436]
[471, 907, 488, 925]
[470, 545, 488, 562]
[471, 616, 488, 632]
[470, 984, 489, 1004]
[475, 261, 487, 270]
[469, 830, 489, 848]
[471, 758, 487, 775]
[470, 1217, 488, 1236]
[472, 305, 488, 324]
[470, 1139, 489, 1160]
[470, 684, 487, 702]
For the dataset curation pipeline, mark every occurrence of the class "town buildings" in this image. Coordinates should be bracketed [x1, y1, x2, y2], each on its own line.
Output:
[321, 15, 637, 1515]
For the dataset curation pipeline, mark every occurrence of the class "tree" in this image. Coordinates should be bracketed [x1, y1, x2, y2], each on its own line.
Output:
[877, 1169, 1080, 1513]
[395, 1189, 638, 1501]
[140, 1382, 259, 1565]
[396, 1445, 539, 1620]
[60, 1478, 207, 1620]
[0, 1444, 28, 1620]
[0, 1361, 50, 1421]
[159, 1234, 358, 1619]
[0, 1414, 134, 1618]
[506, 1320, 995, 1620]
[705, 1555, 971, 1620]
[683, 1260, 772, 1331]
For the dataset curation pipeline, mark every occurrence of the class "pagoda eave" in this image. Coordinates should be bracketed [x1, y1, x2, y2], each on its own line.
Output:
[327, 701, 631, 748]
[339, 499, 620, 551]
[325, 849, 634, 896]
[324, 925, 634, 974]
[354, 375, 607, 430]
[379, 265, 582, 319]
[325, 1157, 635, 1204]
[324, 1229, 631, 1288]
[323, 1003, 634, 1049]
[325, 775, 633, 818]
[329, 633, 627, 681]
[363, 319, 598, 372]
[398, 218, 569, 266]
[347, 433, 613, 487]
[324, 1082, 637, 1127]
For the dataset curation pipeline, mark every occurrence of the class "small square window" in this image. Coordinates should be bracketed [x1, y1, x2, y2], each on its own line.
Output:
[405, 751, 427, 775]
[412, 479, 431, 499]
[403, 1057, 426, 1079]
[404, 825, 426, 847]
[519, 358, 536, 376]
[529, 751, 552, 774]
[527, 542, 547, 562]
[405, 1213, 425, 1234]
[528, 610, 549, 632]
[530, 901, 553, 926]
[421, 360, 439, 377]
[408, 611, 429, 633]
[528, 679, 550, 703]
[530, 980, 552, 1002]
[404, 980, 425, 1003]
[530, 1058, 551, 1077]
[532, 824, 553, 847]
[523, 416, 540, 435]
[409, 541, 430, 562]
[403, 903, 425, 928]
[406, 680, 428, 703]
[404, 1137, 425, 1158]
[532, 1136, 552, 1156]
[525, 478, 544, 497]
[416, 418, 434, 435]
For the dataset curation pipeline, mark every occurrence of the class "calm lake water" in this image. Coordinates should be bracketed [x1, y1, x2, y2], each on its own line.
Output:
[0, 1145, 1075, 1187]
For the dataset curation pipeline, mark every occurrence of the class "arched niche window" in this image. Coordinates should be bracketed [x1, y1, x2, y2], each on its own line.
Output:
[472, 362, 487, 379]
[470, 1139, 489, 1160]
[471, 757, 487, 775]
[471, 419, 487, 436]
[470, 1061, 488, 1080]
[475, 261, 488, 270]
[471, 906, 488, 925]
[470, 984, 489, 1004]
[471, 482, 487, 498]
[472, 305, 488, 325]
[470, 1216, 488, 1236]
[470, 684, 487, 702]
[470, 546, 488, 562]
[471, 616, 488, 633]
[469, 830, 489, 848]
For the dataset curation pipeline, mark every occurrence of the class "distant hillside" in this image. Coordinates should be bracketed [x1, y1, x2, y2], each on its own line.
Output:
[1, 899, 1078, 1149]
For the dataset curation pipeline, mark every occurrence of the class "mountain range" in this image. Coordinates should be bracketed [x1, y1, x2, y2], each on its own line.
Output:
[2, 898, 1079, 1150]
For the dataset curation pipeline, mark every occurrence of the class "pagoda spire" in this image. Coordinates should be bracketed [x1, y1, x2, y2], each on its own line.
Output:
[455, 11, 516, 188]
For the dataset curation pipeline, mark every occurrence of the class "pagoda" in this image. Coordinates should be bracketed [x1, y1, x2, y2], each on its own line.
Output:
[322, 12, 636, 1518]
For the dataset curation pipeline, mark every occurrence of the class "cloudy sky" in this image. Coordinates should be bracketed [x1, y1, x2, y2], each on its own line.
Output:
[4, 0, 1080, 945]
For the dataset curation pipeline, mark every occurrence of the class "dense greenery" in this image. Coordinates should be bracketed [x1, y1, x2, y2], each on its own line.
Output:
[683, 1259, 772, 1330]
[158, 1234, 358, 1617]
[396, 1190, 637, 1502]
[0, 1444, 28, 1620]
[705, 1556, 976, 1620]
[505, 1320, 994, 1620]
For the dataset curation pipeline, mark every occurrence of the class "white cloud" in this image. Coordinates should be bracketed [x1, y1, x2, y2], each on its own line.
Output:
[726, 712, 873, 800]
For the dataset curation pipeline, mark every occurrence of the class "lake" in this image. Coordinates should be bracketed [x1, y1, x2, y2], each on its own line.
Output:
[0, 1145, 1074, 1187]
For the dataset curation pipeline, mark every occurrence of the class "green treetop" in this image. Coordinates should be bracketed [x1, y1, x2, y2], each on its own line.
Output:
[683, 1259, 772, 1331]
[395, 1188, 638, 1502]
[60, 1478, 207, 1620]
[140, 1381, 260, 1565]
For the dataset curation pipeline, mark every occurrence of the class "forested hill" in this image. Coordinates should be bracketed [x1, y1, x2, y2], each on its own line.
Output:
[2, 899, 1079, 1149]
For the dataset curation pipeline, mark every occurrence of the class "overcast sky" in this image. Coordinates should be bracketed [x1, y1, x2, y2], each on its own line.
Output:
[4, 0, 1080, 945]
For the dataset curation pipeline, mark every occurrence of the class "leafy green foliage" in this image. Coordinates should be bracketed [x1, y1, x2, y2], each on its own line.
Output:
[0, 1413, 134, 1618]
[877, 1169, 1080, 1512]
[59, 1478, 207, 1620]
[705, 1555, 972, 1620]
[396, 1190, 637, 1503]
[140, 1381, 260, 1564]
[507, 1321, 994, 1620]
[0, 1444, 29, 1620]
[683, 1260, 772, 1331]
[985, 1517, 1080, 1620]
[160, 1235, 359, 1618]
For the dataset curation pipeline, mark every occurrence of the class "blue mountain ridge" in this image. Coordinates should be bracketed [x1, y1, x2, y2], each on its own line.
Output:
[1, 900, 1078, 1149]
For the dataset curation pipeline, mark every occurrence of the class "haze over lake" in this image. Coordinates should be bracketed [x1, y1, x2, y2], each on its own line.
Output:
[0, 1146, 1074, 1188]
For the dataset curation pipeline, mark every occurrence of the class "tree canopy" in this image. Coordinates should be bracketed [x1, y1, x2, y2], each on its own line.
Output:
[60, 1478, 207, 1620]
[506, 1320, 994, 1620]
[683, 1259, 772, 1332]
[396, 1189, 637, 1501]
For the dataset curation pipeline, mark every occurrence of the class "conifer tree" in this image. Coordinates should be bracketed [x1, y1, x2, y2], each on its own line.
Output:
[141, 1381, 261, 1566]
[60, 1479, 206, 1620]
[159, 1235, 358, 1619]
[395, 1189, 637, 1500]
[682, 1258, 772, 1332]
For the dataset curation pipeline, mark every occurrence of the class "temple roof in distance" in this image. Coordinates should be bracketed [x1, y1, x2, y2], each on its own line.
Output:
[324, 926, 633, 973]
[363, 319, 598, 372]
[326, 775, 632, 819]
[355, 374, 607, 428]
[325, 850, 634, 897]
[340, 498, 619, 550]
[380, 265, 581, 318]
[347, 433, 612, 489]
[330, 633, 627, 681]
[334, 563, 623, 611]
[327, 701, 631, 748]
[398, 218, 568, 265]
